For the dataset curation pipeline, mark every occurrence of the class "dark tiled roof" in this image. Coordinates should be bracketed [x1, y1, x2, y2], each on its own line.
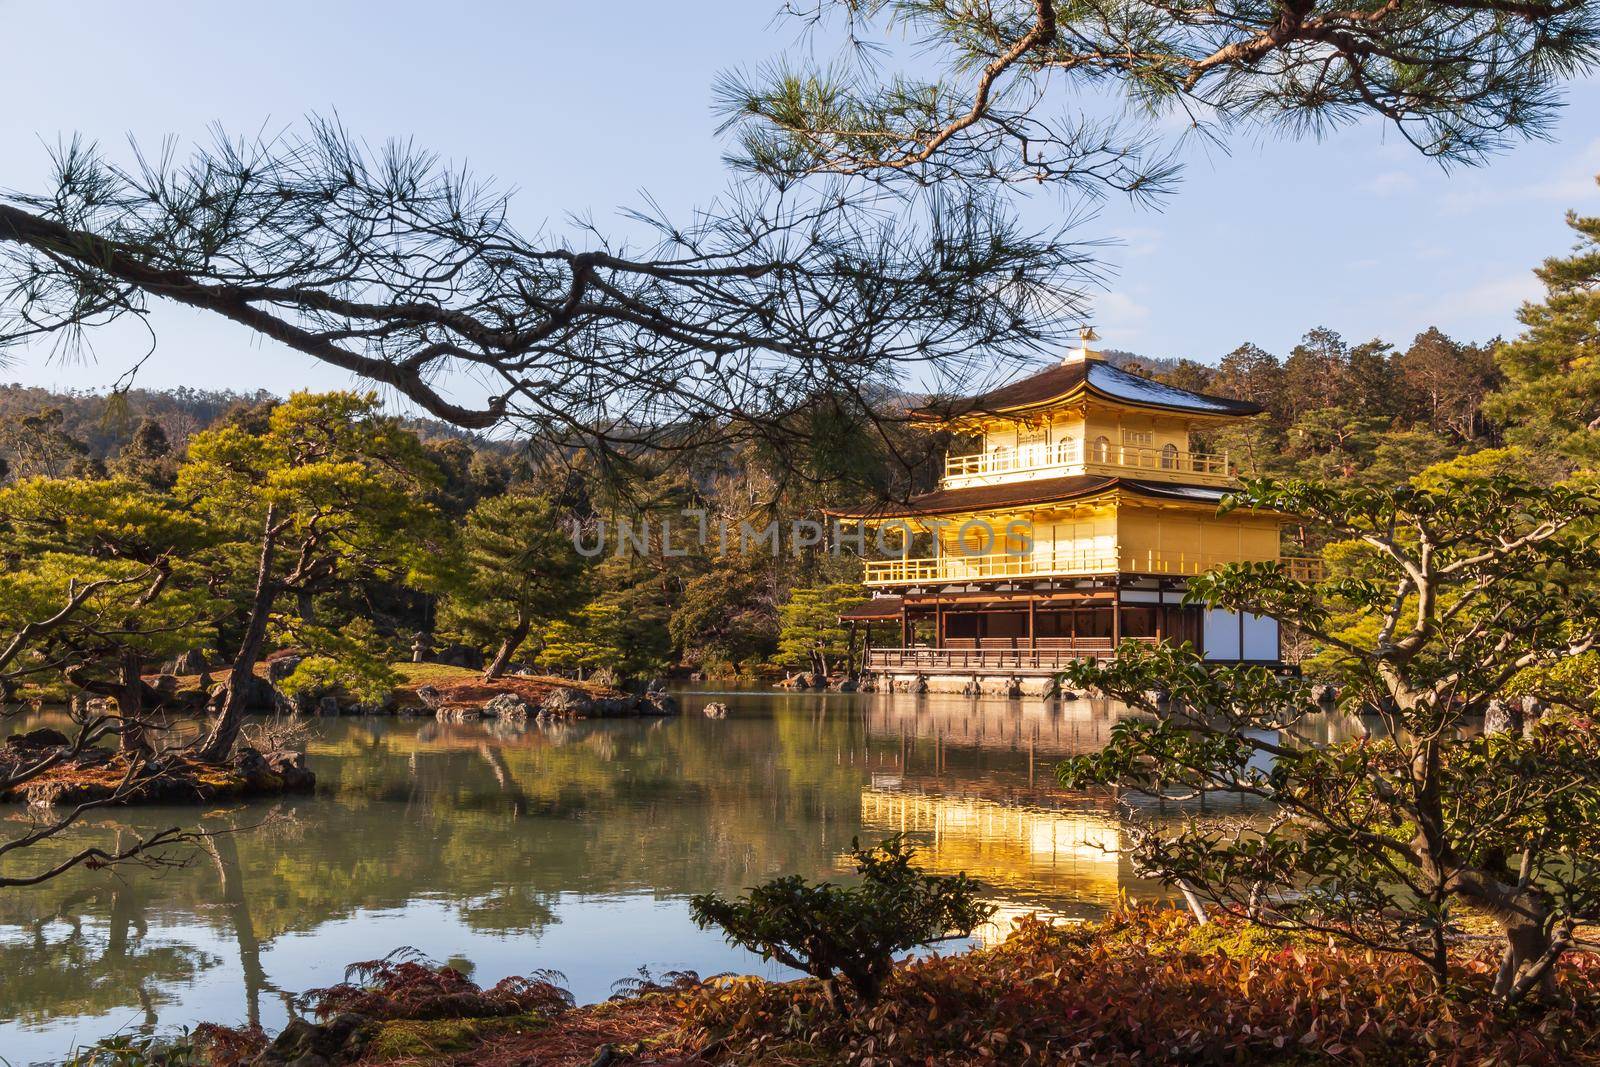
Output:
[913, 361, 1089, 419]
[1119, 479, 1233, 504]
[913, 359, 1262, 419]
[825, 475, 1234, 519]
[1088, 363, 1263, 416]
[838, 596, 904, 620]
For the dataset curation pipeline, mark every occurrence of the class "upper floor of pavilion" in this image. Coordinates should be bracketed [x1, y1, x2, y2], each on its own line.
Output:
[916, 330, 1261, 491]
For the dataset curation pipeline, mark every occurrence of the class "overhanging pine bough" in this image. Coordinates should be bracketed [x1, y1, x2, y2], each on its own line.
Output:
[1058, 469, 1600, 1006]
[719, 0, 1600, 188]
[0, 122, 1087, 454]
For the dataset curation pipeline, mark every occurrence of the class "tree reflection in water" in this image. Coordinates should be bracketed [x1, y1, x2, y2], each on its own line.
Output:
[0, 690, 1364, 1061]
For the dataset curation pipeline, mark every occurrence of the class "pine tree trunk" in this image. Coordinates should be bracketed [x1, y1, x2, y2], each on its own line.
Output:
[484, 616, 531, 682]
[116, 648, 150, 755]
[198, 508, 279, 763]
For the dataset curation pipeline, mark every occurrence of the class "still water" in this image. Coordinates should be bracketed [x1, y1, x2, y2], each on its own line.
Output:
[0, 688, 1347, 1063]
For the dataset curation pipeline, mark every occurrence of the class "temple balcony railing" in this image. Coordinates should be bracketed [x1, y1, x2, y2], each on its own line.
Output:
[862, 550, 1324, 587]
[941, 441, 1234, 489]
[865, 638, 1160, 672]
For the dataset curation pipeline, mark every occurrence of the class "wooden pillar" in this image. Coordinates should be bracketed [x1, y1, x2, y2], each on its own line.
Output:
[934, 600, 944, 649]
[1111, 581, 1123, 653]
[1027, 597, 1037, 667]
[900, 603, 910, 649]
[847, 620, 858, 674]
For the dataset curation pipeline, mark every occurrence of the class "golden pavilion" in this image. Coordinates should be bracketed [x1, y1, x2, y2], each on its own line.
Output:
[832, 329, 1316, 695]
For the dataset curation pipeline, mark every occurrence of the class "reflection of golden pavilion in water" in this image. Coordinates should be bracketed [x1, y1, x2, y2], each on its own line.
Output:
[859, 788, 1159, 945]
[855, 696, 1171, 943]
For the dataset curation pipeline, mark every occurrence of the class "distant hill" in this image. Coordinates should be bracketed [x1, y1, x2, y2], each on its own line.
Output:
[1100, 349, 1184, 376]
[0, 382, 505, 480]
[0, 383, 275, 462]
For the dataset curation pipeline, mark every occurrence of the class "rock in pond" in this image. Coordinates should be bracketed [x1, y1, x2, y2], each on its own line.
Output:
[539, 686, 594, 718]
[208, 673, 279, 712]
[255, 1011, 375, 1066]
[702, 701, 729, 719]
[639, 691, 678, 716]
[777, 672, 822, 690]
[483, 693, 536, 720]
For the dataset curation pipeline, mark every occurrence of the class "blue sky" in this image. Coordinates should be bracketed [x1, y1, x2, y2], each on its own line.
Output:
[3, 1, 1598, 397]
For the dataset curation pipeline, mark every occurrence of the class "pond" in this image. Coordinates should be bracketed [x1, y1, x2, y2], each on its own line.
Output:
[0, 688, 1358, 1063]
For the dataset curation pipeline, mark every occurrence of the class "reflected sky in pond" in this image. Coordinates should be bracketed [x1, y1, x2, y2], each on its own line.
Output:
[0, 689, 1364, 1063]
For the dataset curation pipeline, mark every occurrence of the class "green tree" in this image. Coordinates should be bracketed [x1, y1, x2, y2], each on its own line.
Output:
[775, 583, 868, 675]
[1060, 459, 1600, 1004]
[0, 476, 214, 752]
[1211, 343, 1287, 421]
[1157, 359, 1217, 396]
[1345, 338, 1401, 423]
[1397, 327, 1500, 442]
[107, 417, 176, 489]
[270, 616, 403, 709]
[1282, 327, 1350, 423]
[437, 493, 587, 681]
[0, 407, 91, 480]
[1284, 404, 1389, 482]
[1487, 181, 1600, 464]
[176, 391, 446, 760]
[669, 557, 779, 676]
[539, 560, 675, 679]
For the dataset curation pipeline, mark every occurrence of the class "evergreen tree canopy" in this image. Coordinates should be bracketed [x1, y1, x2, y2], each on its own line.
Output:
[1488, 182, 1600, 465]
[437, 492, 587, 680]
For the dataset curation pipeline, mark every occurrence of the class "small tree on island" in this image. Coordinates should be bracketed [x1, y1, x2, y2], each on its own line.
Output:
[692, 836, 993, 1012]
[436, 492, 587, 681]
[1059, 455, 1600, 1005]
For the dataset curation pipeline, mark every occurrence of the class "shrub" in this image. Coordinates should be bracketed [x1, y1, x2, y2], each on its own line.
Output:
[298, 947, 572, 1022]
[676, 905, 1600, 1066]
[690, 836, 993, 1012]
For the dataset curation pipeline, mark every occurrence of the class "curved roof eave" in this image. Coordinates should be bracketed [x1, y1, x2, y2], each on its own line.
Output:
[822, 475, 1288, 522]
[910, 361, 1264, 421]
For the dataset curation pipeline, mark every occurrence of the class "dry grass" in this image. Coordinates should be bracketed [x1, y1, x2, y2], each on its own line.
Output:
[446, 997, 701, 1067]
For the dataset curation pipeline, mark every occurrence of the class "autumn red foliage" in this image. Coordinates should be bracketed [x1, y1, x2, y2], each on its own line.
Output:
[674, 907, 1600, 1065]
[193, 908, 1600, 1065]
[301, 950, 573, 1022]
